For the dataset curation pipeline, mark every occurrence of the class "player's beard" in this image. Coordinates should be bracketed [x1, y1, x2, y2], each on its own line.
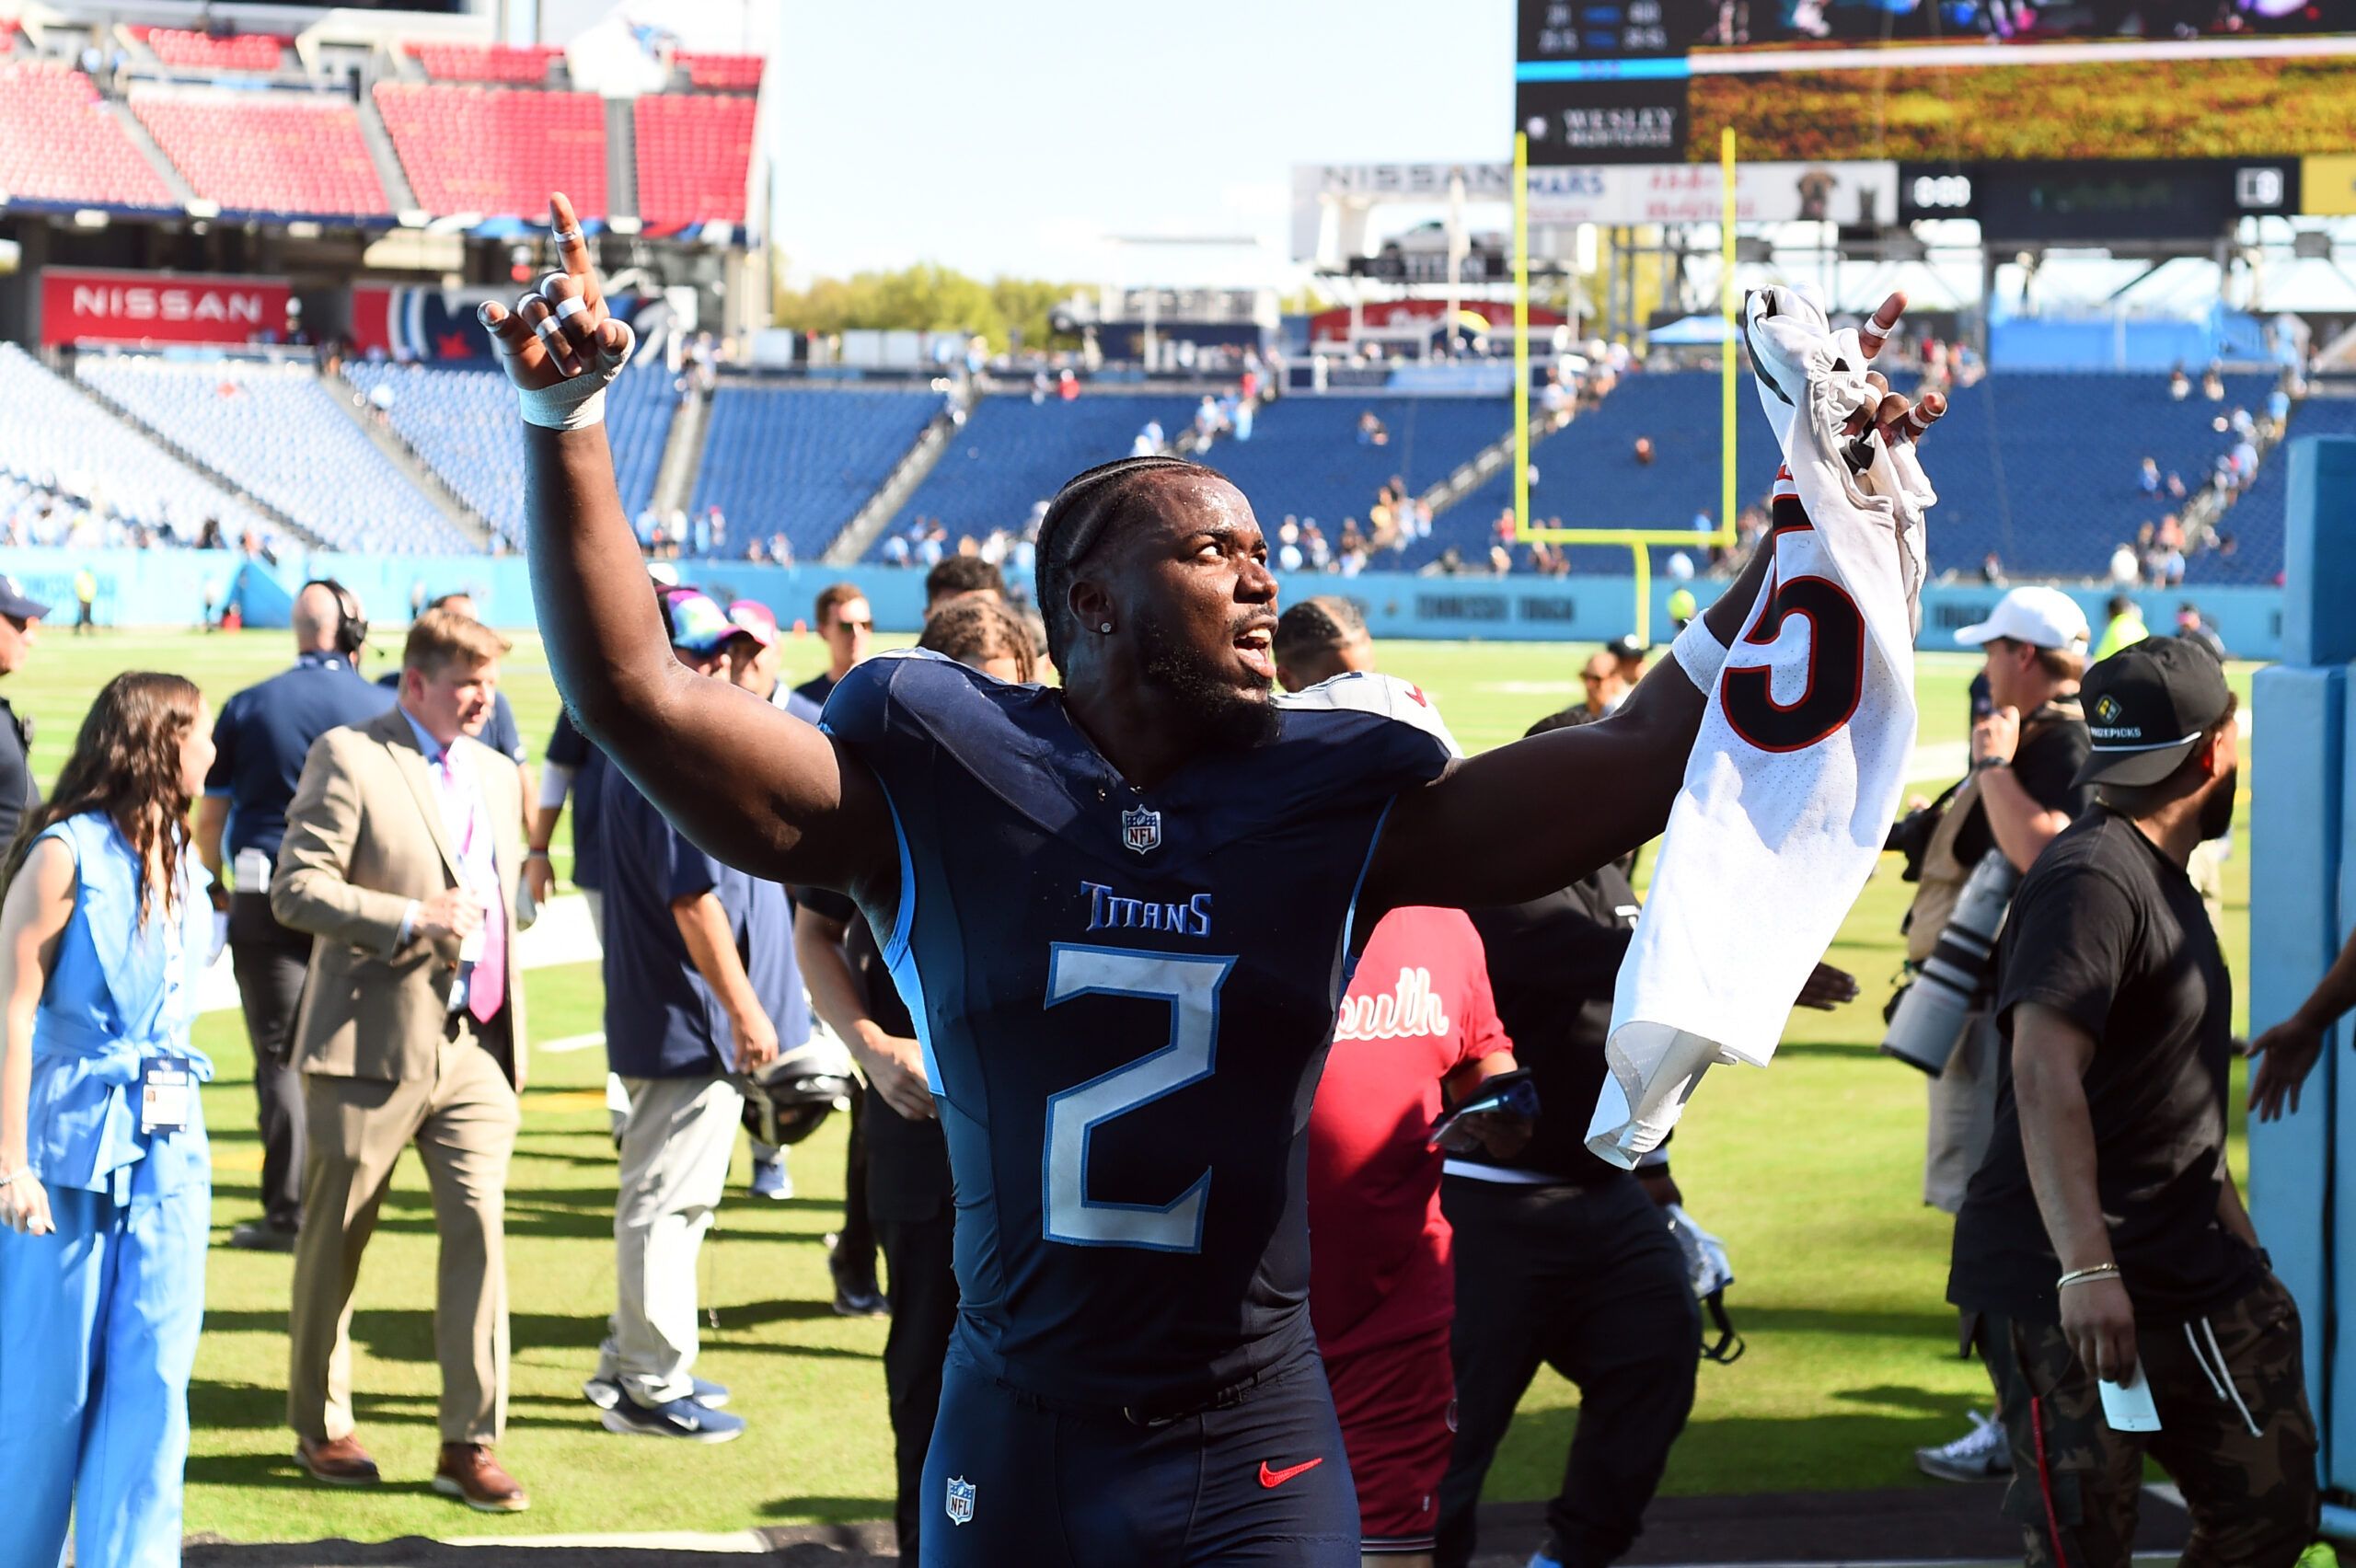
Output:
[1136, 614, 1279, 754]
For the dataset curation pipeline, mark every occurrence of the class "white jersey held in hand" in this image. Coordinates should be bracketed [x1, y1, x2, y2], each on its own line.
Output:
[1586, 286, 1932, 1167]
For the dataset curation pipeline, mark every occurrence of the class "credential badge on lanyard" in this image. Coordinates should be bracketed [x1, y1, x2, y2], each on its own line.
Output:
[140, 1057, 191, 1135]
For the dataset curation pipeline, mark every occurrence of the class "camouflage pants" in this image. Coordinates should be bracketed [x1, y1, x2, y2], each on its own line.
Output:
[1977, 1274, 2318, 1568]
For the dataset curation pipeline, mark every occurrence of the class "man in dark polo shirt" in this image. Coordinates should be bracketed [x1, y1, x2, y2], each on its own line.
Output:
[1949, 637, 2316, 1566]
[584, 589, 801, 1442]
[196, 580, 394, 1251]
[0, 574, 50, 849]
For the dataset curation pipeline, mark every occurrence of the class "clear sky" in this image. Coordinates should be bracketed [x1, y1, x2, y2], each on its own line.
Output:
[764, 0, 1516, 288]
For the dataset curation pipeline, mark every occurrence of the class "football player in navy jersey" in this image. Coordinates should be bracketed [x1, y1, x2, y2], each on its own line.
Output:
[487, 200, 1924, 1566]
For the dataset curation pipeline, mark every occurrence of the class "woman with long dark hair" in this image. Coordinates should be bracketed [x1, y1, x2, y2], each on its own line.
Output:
[0, 671, 217, 1568]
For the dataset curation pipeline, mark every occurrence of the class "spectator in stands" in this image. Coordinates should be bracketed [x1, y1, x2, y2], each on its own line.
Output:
[1981, 553, 2006, 586]
[0, 577, 47, 851]
[1358, 410, 1390, 446]
[2202, 363, 2227, 401]
[1580, 651, 1629, 719]
[1133, 419, 1166, 457]
[1302, 520, 1330, 571]
[2139, 456, 2161, 495]
[2108, 542, 2140, 589]
[1232, 392, 1254, 442]
[376, 596, 527, 772]
[2167, 469, 2187, 501]
[1634, 436, 1656, 467]
[200, 582, 396, 1252]
[1057, 369, 1079, 402]
[1276, 522, 1304, 574]
[924, 557, 1003, 620]
[2169, 364, 2191, 401]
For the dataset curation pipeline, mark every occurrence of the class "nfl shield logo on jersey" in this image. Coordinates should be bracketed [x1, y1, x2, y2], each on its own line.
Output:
[945, 1475, 976, 1526]
[1121, 805, 1161, 855]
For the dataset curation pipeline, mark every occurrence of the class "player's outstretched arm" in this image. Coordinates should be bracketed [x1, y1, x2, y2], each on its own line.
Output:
[1361, 540, 1772, 916]
[487, 194, 894, 898]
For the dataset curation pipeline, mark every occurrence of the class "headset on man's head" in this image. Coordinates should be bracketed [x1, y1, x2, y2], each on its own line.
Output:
[304, 579, 367, 660]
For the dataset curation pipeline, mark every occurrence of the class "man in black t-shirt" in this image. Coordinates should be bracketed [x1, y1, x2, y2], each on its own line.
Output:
[1949, 638, 2316, 1567]
[1909, 589, 2095, 1481]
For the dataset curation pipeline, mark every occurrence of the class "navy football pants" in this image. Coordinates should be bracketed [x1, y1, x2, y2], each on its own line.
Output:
[919, 1344, 1361, 1566]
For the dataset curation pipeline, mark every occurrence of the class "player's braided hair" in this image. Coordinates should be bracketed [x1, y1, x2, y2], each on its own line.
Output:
[1033, 455, 1216, 670]
[1270, 596, 1366, 667]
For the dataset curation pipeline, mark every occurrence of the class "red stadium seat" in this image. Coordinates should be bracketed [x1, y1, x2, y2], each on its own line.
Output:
[142, 29, 288, 73]
[133, 86, 389, 216]
[673, 52, 763, 90]
[0, 61, 174, 207]
[374, 82, 606, 217]
[633, 94, 755, 227]
[409, 41, 562, 84]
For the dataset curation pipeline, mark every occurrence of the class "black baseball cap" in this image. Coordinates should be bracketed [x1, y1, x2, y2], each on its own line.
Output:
[1609, 633, 1650, 660]
[2074, 635, 2233, 788]
[0, 574, 50, 621]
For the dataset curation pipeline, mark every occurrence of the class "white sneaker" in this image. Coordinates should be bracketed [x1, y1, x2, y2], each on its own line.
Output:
[1914, 1410, 2012, 1482]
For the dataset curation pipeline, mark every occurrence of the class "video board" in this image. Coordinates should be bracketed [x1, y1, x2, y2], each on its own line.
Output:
[1517, 0, 2356, 166]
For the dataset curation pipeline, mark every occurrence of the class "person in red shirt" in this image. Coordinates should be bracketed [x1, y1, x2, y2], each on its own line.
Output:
[1308, 905, 1518, 1565]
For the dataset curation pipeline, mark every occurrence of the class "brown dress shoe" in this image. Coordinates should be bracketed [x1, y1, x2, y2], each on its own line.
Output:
[295, 1434, 381, 1487]
[433, 1443, 530, 1513]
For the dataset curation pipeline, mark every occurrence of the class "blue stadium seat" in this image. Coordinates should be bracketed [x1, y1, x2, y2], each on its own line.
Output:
[0, 343, 273, 544]
[1204, 398, 1508, 540]
[75, 353, 474, 555]
[342, 359, 677, 547]
[1428, 371, 2281, 582]
[878, 393, 1199, 556]
[691, 384, 941, 559]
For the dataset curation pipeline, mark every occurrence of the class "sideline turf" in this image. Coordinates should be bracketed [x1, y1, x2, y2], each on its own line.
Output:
[4, 628, 2256, 1539]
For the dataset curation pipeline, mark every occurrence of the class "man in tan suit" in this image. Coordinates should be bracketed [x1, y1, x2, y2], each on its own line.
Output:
[271, 608, 533, 1512]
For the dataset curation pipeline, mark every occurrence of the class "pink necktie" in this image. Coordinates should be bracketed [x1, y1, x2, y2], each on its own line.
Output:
[439, 751, 506, 1025]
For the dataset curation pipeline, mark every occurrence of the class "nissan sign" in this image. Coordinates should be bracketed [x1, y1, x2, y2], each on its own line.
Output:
[40, 268, 291, 347]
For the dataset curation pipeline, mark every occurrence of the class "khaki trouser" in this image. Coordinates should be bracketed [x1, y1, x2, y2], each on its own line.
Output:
[595, 1073, 745, 1408]
[1924, 1009, 2002, 1215]
[287, 1024, 520, 1446]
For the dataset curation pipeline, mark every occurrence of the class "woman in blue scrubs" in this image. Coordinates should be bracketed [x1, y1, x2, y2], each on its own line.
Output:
[0, 671, 217, 1568]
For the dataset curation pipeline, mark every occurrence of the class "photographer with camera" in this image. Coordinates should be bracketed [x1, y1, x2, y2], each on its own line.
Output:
[1889, 587, 2094, 1481]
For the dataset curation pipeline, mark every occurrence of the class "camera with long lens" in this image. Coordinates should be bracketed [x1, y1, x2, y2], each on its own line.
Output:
[1882, 849, 2020, 1076]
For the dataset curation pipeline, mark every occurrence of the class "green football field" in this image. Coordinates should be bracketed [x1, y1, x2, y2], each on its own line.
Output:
[2, 626, 2260, 1543]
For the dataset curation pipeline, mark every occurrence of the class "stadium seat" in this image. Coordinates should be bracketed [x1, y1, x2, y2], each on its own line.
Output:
[692, 385, 943, 559]
[141, 29, 288, 73]
[0, 342, 272, 543]
[410, 41, 562, 85]
[0, 61, 175, 208]
[374, 82, 605, 217]
[75, 353, 475, 555]
[341, 357, 678, 547]
[879, 393, 1201, 555]
[633, 94, 756, 227]
[673, 52, 763, 90]
[1208, 397, 1510, 544]
[1429, 370, 2281, 582]
[132, 86, 389, 217]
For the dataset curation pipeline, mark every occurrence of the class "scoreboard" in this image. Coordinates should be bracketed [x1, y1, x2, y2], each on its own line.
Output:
[1517, 0, 2356, 235]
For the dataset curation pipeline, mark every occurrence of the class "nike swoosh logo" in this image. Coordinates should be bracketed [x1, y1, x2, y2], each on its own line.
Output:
[1258, 1457, 1324, 1489]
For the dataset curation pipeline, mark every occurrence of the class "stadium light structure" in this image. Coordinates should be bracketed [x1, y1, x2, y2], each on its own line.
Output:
[1511, 128, 1740, 646]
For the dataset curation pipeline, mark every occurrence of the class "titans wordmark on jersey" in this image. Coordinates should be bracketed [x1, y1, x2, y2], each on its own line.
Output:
[821, 653, 1454, 1410]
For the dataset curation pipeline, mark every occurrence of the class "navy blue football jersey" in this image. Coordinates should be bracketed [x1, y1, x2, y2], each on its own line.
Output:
[822, 652, 1453, 1409]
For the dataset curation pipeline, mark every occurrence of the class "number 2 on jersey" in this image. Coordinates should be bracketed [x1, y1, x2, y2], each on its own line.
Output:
[1042, 945, 1237, 1252]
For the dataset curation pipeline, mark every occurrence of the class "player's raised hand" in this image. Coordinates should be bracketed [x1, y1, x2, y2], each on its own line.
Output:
[479, 192, 633, 398]
[1858, 292, 1906, 362]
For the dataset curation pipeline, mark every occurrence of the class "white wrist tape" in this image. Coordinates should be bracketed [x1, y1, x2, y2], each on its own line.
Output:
[1671, 613, 1730, 692]
[516, 319, 637, 432]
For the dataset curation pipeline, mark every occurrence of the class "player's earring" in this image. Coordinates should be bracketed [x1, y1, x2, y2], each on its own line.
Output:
[1100, 622, 1113, 633]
